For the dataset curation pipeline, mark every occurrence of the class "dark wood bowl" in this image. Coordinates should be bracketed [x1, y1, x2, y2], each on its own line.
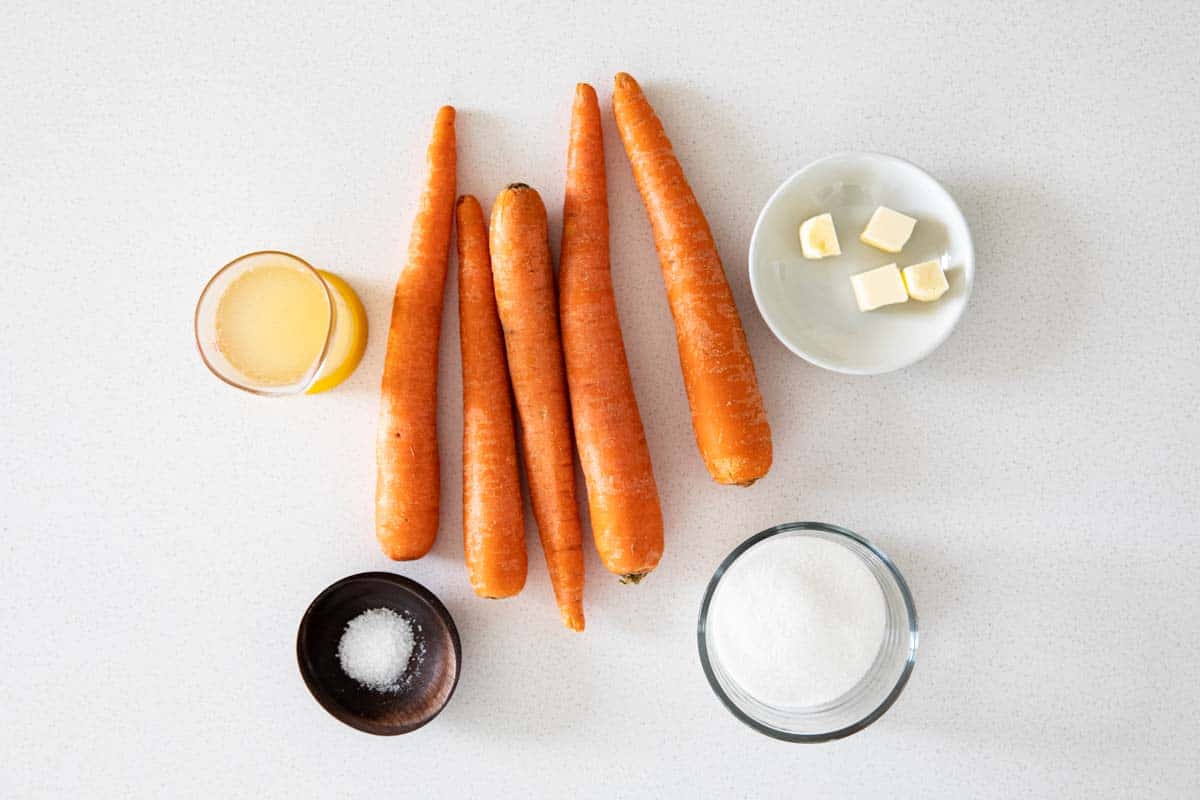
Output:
[296, 572, 461, 735]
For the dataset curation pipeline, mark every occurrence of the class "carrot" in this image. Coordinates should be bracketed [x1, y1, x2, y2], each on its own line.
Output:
[559, 84, 663, 583]
[489, 184, 585, 630]
[612, 72, 772, 486]
[456, 194, 526, 598]
[376, 105, 456, 560]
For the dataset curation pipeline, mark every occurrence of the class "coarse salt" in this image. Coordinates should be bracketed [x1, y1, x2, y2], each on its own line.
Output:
[337, 607, 416, 692]
[709, 535, 886, 708]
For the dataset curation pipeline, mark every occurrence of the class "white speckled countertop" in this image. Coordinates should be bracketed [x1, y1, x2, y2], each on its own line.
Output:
[3, 2, 1198, 797]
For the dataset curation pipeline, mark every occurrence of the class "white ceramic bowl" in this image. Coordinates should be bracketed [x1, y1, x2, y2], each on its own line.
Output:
[748, 153, 974, 374]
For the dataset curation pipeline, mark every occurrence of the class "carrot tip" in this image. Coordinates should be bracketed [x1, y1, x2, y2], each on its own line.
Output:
[614, 72, 636, 89]
[380, 545, 429, 561]
[506, 182, 532, 191]
[619, 572, 650, 585]
[456, 194, 475, 207]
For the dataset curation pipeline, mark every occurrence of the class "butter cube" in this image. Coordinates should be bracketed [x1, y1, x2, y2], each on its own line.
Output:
[902, 260, 949, 302]
[850, 263, 908, 311]
[798, 213, 841, 259]
[860, 206, 917, 253]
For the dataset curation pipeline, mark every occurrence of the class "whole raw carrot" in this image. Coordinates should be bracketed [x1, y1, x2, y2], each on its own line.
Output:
[376, 106, 456, 559]
[490, 184, 585, 630]
[457, 194, 526, 598]
[559, 83, 663, 582]
[612, 73, 772, 486]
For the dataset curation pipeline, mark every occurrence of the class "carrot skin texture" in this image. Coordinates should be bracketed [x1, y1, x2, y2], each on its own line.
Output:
[559, 83, 664, 581]
[611, 73, 772, 486]
[489, 184, 586, 630]
[376, 106, 456, 559]
[457, 195, 527, 598]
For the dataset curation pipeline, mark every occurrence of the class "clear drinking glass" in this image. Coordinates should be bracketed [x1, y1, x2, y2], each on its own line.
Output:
[697, 522, 918, 742]
[194, 250, 367, 396]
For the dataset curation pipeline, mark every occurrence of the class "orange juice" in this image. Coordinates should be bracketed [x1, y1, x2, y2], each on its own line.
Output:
[195, 251, 367, 395]
[216, 264, 331, 386]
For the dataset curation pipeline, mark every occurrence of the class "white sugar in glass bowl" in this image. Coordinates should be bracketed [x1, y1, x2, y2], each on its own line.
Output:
[748, 153, 974, 374]
[698, 522, 918, 742]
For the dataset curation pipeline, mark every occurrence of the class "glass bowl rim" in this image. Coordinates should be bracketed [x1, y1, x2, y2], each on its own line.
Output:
[696, 521, 919, 743]
[193, 249, 336, 396]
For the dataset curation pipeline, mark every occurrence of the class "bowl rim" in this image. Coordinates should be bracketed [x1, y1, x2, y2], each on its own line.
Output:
[697, 521, 919, 743]
[747, 151, 976, 375]
[296, 571, 462, 736]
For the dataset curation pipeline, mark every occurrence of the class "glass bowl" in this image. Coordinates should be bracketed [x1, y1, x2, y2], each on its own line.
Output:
[697, 522, 918, 742]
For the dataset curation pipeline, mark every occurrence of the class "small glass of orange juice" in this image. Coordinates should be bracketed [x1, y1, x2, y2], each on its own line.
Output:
[194, 251, 367, 395]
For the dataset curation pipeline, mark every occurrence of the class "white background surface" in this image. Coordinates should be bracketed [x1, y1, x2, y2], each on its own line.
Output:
[2, 2, 1198, 797]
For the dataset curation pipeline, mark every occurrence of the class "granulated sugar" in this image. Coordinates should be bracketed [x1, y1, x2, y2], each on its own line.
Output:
[709, 535, 886, 708]
[337, 607, 416, 692]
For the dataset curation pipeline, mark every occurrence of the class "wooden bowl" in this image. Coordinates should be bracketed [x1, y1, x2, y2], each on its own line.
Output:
[296, 572, 461, 735]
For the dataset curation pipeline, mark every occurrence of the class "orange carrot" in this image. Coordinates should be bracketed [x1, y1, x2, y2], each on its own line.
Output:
[612, 73, 772, 486]
[456, 194, 527, 598]
[489, 184, 585, 630]
[376, 106, 456, 559]
[559, 83, 663, 582]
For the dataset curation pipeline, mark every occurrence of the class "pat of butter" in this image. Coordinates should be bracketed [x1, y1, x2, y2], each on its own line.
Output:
[860, 207, 917, 253]
[798, 213, 841, 259]
[902, 260, 949, 302]
[850, 263, 908, 311]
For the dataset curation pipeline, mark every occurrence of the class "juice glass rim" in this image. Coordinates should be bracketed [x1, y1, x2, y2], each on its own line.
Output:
[193, 249, 336, 396]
